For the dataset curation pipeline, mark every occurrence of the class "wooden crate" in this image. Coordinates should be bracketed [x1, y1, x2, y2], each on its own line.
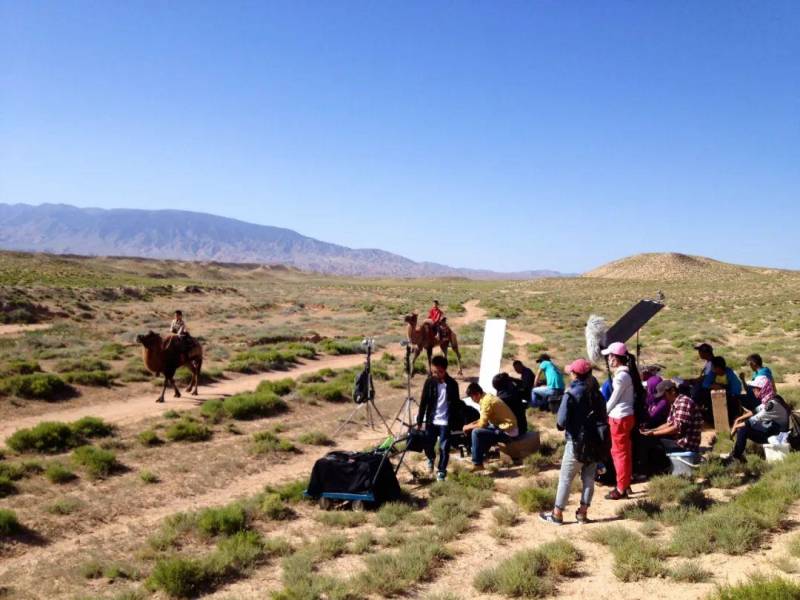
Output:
[711, 389, 730, 434]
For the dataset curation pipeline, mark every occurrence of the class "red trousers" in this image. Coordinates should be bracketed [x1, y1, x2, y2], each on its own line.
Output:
[609, 415, 635, 492]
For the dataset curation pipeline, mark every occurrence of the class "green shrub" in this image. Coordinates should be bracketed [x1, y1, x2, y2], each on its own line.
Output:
[356, 536, 451, 596]
[71, 445, 118, 479]
[449, 470, 495, 491]
[474, 539, 580, 597]
[376, 501, 414, 528]
[47, 497, 83, 515]
[0, 373, 71, 400]
[708, 574, 800, 599]
[319, 338, 366, 355]
[223, 390, 287, 420]
[45, 461, 77, 484]
[669, 561, 713, 583]
[0, 509, 20, 535]
[264, 479, 307, 503]
[251, 431, 298, 454]
[166, 419, 212, 443]
[0, 475, 16, 497]
[261, 494, 295, 520]
[148, 556, 207, 598]
[55, 358, 110, 373]
[297, 430, 334, 446]
[515, 485, 556, 513]
[140, 470, 160, 484]
[587, 525, 666, 581]
[227, 343, 316, 373]
[7, 421, 78, 453]
[197, 504, 248, 537]
[70, 416, 115, 438]
[1, 359, 41, 375]
[316, 510, 368, 528]
[62, 370, 116, 387]
[137, 429, 163, 446]
[99, 343, 126, 360]
[492, 505, 520, 527]
[256, 378, 296, 396]
[296, 379, 351, 403]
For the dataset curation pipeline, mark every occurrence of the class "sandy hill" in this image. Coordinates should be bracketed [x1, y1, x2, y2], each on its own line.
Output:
[584, 252, 783, 281]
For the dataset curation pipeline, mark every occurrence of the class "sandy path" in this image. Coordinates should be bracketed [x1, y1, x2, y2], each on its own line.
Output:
[0, 353, 370, 442]
[0, 323, 53, 337]
[456, 299, 486, 326]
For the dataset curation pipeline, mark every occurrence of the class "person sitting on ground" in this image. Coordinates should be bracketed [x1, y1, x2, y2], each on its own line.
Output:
[539, 358, 607, 526]
[463, 382, 518, 472]
[727, 375, 790, 464]
[532, 354, 566, 411]
[602, 342, 636, 501]
[493, 372, 527, 436]
[739, 353, 776, 411]
[642, 365, 667, 428]
[512, 359, 535, 406]
[640, 380, 703, 454]
[415, 355, 464, 481]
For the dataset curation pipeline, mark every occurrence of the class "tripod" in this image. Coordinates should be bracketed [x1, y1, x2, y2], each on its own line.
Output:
[390, 342, 419, 436]
[333, 339, 393, 437]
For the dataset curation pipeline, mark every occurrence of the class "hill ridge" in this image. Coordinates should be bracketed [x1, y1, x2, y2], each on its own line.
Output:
[584, 252, 786, 280]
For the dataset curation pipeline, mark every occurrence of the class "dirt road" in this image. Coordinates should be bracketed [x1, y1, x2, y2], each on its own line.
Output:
[0, 323, 53, 337]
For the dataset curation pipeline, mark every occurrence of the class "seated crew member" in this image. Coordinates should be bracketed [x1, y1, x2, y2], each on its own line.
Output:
[727, 375, 790, 464]
[641, 365, 668, 428]
[532, 354, 566, 411]
[415, 355, 463, 481]
[513, 359, 535, 406]
[463, 382, 518, 472]
[739, 353, 776, 412]
[640, 380, 703, 454]
[493, 372, 527, 436]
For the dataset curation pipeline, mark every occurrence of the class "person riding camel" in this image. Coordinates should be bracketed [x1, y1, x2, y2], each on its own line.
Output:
[427, 300, 444, 339]
[169, 310, 193, 359]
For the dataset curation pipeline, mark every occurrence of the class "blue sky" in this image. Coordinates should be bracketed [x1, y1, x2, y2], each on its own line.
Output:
[1, 1, 798, 273]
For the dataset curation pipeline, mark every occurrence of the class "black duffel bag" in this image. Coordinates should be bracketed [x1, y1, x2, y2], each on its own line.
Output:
[306, 451, 402, 505]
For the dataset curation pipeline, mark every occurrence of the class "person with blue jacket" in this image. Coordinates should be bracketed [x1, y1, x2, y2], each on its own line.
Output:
[539, 358, 607, 525]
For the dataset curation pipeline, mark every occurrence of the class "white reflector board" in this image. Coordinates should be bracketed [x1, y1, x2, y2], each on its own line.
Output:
[478, 319, 507, 394]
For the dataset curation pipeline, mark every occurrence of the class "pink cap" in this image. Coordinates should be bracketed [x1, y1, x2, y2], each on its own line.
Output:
[601, 342, 628, 357]
[566, 358, 593, 375]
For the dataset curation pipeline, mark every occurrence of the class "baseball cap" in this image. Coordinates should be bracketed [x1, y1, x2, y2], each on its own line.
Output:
[600, 342, 628, 357]
[566, 358, 593, 375]
[654, 379, 677, 398]
[749, 375, 770, 389]
[693, 342, 713, 353]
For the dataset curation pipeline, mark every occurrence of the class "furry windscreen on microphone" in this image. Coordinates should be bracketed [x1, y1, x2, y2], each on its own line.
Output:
[585, 314, 608, 365]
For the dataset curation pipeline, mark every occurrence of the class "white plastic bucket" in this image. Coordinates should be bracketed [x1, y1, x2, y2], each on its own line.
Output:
[764, 443, 790, 463]
[668, 452, 699, 477]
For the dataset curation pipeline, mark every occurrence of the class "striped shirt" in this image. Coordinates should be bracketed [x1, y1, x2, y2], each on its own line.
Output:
[667, 394, 703, 453]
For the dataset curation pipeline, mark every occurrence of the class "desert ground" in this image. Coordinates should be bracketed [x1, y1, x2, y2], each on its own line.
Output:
[2, 250, 800, 600]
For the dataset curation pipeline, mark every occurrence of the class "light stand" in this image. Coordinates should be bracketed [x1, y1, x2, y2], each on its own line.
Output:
[333, 338, 393, 437]
[390, 341, 419, 435]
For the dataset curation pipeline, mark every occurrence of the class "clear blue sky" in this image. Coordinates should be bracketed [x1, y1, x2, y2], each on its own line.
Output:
[1, 1, 798, 273]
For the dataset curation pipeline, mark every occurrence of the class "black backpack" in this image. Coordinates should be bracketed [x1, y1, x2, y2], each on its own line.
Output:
[574, 385, 611, 464]
[353, 368, 374, 405]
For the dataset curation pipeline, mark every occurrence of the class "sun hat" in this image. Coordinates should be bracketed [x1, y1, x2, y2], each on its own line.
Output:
[566, 358, 593, 375]
[654, 379, 677, 398]
[600, 342, 628, 357]
[749, 375, 770, 389]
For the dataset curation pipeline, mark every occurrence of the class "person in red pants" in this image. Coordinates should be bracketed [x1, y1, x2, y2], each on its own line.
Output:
[601, 342, 636, 500]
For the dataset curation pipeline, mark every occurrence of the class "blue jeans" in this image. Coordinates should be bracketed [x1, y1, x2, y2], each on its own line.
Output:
[532, 386, 560, 409]
[733, 419, 781, 459]
[471, 427, 510, 465]
[555, 440, 597, 510]
[425, 425, 451, 475]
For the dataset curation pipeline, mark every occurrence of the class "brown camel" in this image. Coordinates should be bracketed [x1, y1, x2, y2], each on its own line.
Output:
[404, 313, 463, 376]
[135, 331, 203, 403]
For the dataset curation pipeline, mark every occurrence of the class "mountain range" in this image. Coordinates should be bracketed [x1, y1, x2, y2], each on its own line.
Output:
[0, 203, 563, 279]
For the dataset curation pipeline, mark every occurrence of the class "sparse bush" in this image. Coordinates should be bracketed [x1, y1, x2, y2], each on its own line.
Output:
[0, 475, 16, 497]
[55, 358, 110, 373]
[1, 359, 41, 375]
[197, 504, 248, 537]
[474, 539, 580, 597]
[223, 390, 287, 420]
[62, 370, 116, 387]
[261, 493, 295, 521]
[316, 510, 368, 528]
[356, 536, 451, 596]
[0, 373, 71, 400]
[515, 485, 556, 513]
[256, 378, 296, 396]
[297, 430, 334, 446]
[140, 470, 160, 484]
[165, 419, 212, 443]
[227, 343, 316, 373]
[45, 461, 77, 484]
[587, 525, 667, 582]
[352, 531, 377, 554]
[319, 338, 366, 355]
[0, 509, 20, 535]
[70, 416, 115, 438]
[708, 574, 800, 599]
[137, 429, 163, 446]
[376, 501, 414, 528]
[251, 431, 298, 454]
[314, 533, 349, 559]
[264, 479, 307, 503]
[71, 445, 118, 479]
[296, 379, 351, 403]
[147, 556, 207, 598]
[47, 497, 83, 515]
[492, 505, 520, 527]
[7, 421, 78, 454]
[81, 559, 104, 579]
[669, 562, 713, 583]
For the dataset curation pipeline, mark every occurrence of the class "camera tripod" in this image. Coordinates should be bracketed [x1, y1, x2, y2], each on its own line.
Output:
[390, 341, 419, 435]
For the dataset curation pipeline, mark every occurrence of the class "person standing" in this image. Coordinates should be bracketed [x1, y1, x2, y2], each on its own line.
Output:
[415, 355, 463, 481]
[539, 358, 607, 525]
[532, 354, 566, 411]
[602, 342, 635, 500]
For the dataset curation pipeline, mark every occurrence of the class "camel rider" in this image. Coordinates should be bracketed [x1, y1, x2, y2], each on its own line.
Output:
[170, 310, 193, 357]
[428, 300, 444, 339]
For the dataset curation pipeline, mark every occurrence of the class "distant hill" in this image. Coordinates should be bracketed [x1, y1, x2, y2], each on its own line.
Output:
[584, 252, 785, 281]
[0, 203, 563, 280]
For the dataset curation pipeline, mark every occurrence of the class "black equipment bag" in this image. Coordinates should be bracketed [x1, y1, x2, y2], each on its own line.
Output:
[405, 429, 434, 453]
[353, 369, 374, 405]
[306, 451, 402, 504]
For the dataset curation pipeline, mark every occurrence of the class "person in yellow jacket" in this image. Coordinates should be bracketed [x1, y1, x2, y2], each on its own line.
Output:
[463, 381, 519, 471]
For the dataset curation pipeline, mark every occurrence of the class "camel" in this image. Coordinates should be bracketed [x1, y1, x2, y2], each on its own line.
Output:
[404, 313, 463, 376]
[135, 331, 203, 403]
